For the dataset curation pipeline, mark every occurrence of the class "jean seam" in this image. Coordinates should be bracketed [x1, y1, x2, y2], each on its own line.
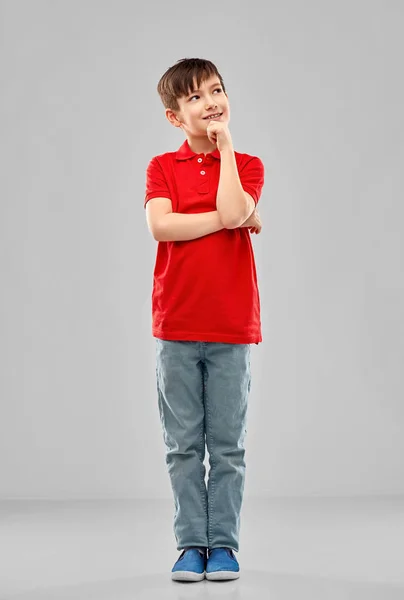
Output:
[198, 368, 207, 544]
[204, 364, 215, 548]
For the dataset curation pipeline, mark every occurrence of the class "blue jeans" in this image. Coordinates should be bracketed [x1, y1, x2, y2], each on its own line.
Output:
[155, 338, 251, 553]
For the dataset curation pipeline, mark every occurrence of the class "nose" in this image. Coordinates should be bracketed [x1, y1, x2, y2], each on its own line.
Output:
[205, 95, 218, 110]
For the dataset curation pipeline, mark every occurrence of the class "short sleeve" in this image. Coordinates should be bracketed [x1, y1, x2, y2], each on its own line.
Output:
[239, 157, 265, 205]
[144, 156, 171, 209]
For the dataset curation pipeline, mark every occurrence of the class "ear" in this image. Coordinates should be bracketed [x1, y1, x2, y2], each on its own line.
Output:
[166, 109, 181, 128]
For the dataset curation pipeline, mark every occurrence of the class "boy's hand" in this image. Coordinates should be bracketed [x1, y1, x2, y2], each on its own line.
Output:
[239, 208, 262, 234]
[206, 120, 233, 152]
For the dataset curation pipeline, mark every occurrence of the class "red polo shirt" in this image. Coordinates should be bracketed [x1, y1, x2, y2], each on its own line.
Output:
[144, 139, 265, 344]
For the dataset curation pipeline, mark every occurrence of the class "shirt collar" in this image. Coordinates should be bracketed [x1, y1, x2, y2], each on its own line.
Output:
[175, 139, 221, 161]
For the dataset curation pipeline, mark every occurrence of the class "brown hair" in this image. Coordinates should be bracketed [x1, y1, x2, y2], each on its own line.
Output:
[157, 58, 227, 114]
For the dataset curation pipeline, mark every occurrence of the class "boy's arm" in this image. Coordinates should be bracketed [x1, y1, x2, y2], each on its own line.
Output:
[238, 211, 255, 227]
[156, 210, 226, 242]
[216, 147, 256, 228]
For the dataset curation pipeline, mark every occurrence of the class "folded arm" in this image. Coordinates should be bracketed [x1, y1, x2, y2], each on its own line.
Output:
[216, 147, 256, 228]
[146, 197, 227, 241]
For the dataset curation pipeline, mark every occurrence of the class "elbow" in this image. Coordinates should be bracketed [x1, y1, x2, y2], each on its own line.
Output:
[149, 225, 160, 241]
[152, 216, 168, 241]
[153, 228, 165, 241]
[219, 211, 243, 230]
[222, 211, 247, 229]
[151, 225, 164, 241]
[219, 193, 256, 229]
[224, 218, 242, 229]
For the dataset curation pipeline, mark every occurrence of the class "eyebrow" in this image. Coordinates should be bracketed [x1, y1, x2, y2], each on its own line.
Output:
[189, 82, 221, 94]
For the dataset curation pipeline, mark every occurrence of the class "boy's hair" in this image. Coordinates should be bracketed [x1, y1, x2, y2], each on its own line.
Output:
[157, 57, 227, 114]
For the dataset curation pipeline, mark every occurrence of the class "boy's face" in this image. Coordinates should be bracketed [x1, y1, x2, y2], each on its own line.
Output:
[166, 74, 230, 137]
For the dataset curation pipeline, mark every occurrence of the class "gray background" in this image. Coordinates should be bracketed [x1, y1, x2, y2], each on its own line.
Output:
[1, 0, 403, 500]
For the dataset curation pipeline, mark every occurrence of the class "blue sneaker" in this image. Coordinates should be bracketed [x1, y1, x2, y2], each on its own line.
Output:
[171, 547, 206, 581]
[206, 547, 240, 580]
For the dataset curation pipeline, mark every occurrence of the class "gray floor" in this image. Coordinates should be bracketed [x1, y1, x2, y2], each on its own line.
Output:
[0, 497, 403, 599]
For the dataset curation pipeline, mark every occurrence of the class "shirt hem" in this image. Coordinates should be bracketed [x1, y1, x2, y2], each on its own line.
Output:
[152, 329, 262, 344]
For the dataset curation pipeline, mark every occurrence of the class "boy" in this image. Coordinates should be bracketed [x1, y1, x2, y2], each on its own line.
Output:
[144, 58, 265, 582]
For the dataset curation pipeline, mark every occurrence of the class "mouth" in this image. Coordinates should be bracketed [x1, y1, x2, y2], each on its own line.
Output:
[203, 112, 223, 120]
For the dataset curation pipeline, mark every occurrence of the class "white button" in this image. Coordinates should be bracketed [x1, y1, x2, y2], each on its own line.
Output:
[197, 158, 202, 162]
[200, 170, 205, 175]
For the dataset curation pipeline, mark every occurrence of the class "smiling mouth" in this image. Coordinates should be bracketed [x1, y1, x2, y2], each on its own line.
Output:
[203, 112, 223, 120]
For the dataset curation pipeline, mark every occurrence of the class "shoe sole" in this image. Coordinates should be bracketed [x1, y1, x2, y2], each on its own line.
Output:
[171, 570, 205, 581]
[206, 570, 240, 580]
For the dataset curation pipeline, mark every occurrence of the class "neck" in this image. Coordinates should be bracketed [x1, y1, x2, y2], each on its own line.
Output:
[186, 135, 217, 155]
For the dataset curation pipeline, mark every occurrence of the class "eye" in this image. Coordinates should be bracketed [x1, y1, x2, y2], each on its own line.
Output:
[189, 88, 222, 101]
